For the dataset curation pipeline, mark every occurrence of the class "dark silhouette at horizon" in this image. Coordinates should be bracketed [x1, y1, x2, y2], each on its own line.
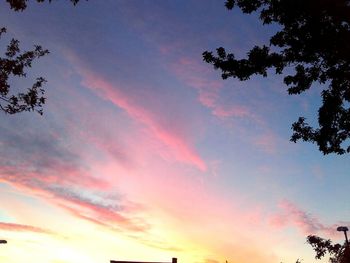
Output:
[111, 258, 177, 263]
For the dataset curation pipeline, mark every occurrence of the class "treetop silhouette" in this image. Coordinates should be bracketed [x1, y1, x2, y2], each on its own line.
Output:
[306, 235, 350, 263]
[0, 28, 48, 114]
[6, 0, 80, 11]
[0, 0, 81, 115]
[203, 0, 350, 155]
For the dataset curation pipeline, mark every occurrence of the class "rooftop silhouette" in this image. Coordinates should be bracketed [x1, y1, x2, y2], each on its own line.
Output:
[111, 258, 177, 263]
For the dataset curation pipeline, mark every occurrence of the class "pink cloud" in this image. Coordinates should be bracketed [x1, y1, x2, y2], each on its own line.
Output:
[57, 191, 148, 232]
[0, 222, 53, 235]
[169, 56, 258, 122]
[57, 201, 148, 233]
[212, 104, 251, 119]
[269, 200, 347, 238]
[65, 52, 206, 172]
[253, 132, 278, 154]
[167, 56, 286, 156]
[46, 81, 138, 170]
[0, 159, 108, 191]
[197, 88, 218, 108]
[0, 163, 148, 233]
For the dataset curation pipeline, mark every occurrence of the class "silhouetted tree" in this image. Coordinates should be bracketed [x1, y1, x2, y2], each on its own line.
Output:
[0, 0, 81, 114]
[306, 235, 350, 263]
[0, 28, 48, 114]
[6, 0, 80, 11]
[203, 0, 350, 155]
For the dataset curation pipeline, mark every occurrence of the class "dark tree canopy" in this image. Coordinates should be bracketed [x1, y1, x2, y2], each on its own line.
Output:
[0, 28, 48, 114]
[6, 0, 80, 11]
[306, 235, 350, 263]
[203, 0, 350, 155]
[0, 0, 81, 115]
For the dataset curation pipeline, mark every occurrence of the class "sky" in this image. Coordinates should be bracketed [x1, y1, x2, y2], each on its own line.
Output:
[0, 1, 349, 263]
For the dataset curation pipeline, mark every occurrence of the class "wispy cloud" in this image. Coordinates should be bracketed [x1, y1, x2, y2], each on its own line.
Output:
[0, 93, 151, 233]
[51, 187, 149, 232]
[212, 104, 252, 119]
[0, 129, 148, 234]
[0, 167, 148, 234]
[0, 222, 53, 235]
[65, 52, 207, 172]
[253, 132, 278, 154]
[169, 56, 256, 121]
[168, 55, 285, 155]
[269, 200, 347, 238]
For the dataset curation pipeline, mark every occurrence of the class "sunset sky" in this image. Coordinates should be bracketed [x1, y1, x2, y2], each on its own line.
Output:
[0, 1, 349, 263]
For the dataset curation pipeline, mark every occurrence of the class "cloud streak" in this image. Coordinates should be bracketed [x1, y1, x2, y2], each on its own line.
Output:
[66, 52, 207, 172]
[0, 166, 148, 234]
[269, 200, 348, 238]
[0, 222, 53, 235]
[51, 187, 149, 232]
[170, 56, 256, 121]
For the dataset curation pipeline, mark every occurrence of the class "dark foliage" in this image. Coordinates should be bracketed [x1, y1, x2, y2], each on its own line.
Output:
[6, 0, 80, 11]
[0, 0, 81, 115]
[0, 28, 48, 114]
[306, 235, 350, 263]
[203, 0, 350, 154]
